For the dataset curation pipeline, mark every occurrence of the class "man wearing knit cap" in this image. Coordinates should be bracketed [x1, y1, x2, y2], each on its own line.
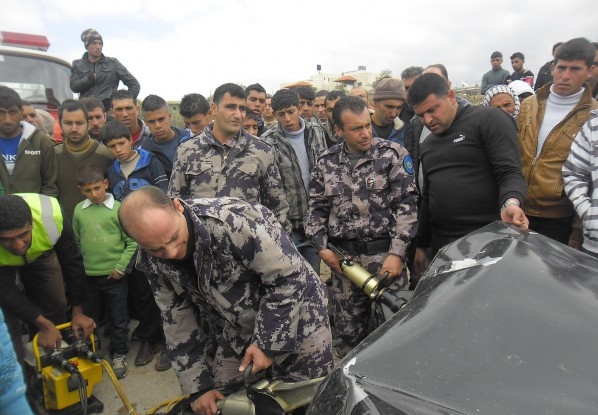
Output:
[371, 78, 407, 146]
[70, 29, 140, 112]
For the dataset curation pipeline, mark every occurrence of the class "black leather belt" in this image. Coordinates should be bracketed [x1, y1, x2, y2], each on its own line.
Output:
[328, 237, 391, 255]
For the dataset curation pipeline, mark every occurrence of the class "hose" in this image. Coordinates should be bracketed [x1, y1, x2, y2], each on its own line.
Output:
[100, 359, 138, 415]
[147, 394, 191, 414]
[75, 371, 88, 415]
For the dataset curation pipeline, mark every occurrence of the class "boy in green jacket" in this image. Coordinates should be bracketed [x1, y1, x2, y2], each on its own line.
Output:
[72, 164, 137, 379]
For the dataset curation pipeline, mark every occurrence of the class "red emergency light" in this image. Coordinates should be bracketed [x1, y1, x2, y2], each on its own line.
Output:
[0, 31, 50, 51]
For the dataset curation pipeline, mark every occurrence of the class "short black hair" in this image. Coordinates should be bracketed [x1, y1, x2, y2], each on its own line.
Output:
[332, 96, 367, 130]
[555, 37, 597, 68]
[141, 94, 168, 113]
[245, 111, 260, 122]
[315, 90, 329, 98]
[324, 90, 347, 106]
[77, 164, 106, 186]
[245, 83, 266, 95]
[80, 97, 105, 114]
[510, 52, 525, 61]
[58, 99, 88, 123]
[295, 86, 315, 101]
[111, 89, 136, 105]
[0, 86, 22, 110]
[179, 93, 210, 117]
[0, 195, 32, 231]
[271, 89, 299, 112]
[425, 64, 449, 81]
[99, 120, 131, 144]
[408, 73, 450, 107]
[213, 83, 246, 105]
[490, 51, 502, 59]
[401, 66, 424, 79]
[552, 42, 564, 54]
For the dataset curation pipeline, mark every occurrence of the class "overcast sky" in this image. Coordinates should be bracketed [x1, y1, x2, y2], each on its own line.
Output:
[2, 0, 596, 101]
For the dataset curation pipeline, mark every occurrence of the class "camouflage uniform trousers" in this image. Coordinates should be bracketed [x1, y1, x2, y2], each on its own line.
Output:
[209, 324, 333, 392]
[331, 252, 408, 358]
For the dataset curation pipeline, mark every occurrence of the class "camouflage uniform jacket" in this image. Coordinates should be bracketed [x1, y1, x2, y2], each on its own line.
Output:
[167, 124, 291, 233]
[261, 121, 327, 227]
[135, 197, 330, 394]
[306, 137, 418, 259]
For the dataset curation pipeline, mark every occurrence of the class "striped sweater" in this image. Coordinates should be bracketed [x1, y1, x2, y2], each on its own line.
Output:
[563, 109, 598, 253]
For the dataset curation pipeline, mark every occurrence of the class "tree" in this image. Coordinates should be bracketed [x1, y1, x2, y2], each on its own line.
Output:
[371, 69, 393, 89]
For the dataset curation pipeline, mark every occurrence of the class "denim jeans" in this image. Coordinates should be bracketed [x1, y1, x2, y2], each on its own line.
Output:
[292, 228, 321, 275]
[84, 276, 129, 355]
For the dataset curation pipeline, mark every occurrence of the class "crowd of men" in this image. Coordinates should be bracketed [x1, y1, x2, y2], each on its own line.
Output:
[1, 28, 598, 414]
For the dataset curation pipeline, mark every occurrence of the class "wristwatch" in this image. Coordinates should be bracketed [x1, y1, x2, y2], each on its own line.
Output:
[501, 198, 520, 212]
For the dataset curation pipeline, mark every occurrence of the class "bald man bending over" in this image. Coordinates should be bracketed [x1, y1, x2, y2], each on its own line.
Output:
[119, 187, 332, 415]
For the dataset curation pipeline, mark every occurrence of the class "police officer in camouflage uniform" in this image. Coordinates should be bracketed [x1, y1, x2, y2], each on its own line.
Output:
[118, 187, 333, 415]
[261, 89, 327, 274]
[168, 83, 291, 233]
[306, 96, 418, 358]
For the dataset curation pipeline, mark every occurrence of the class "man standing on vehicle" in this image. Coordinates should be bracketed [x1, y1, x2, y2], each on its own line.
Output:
[70, 29, 140, 111]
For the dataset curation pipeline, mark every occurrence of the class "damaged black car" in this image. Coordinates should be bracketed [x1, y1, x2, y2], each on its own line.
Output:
[307, 221, 598, 415]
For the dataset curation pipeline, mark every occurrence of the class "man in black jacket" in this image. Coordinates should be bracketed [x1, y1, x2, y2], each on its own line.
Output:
[70, 29, 140, 111]
[408, 74, 528, 276]
[534, 42, 563, 91]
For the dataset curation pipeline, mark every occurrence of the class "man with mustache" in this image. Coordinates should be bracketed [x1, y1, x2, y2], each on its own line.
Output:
[54, 99, 114, 222]
[306, 96, 418, 358]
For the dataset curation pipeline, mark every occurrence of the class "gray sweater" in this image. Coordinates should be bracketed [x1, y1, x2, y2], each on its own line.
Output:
[481, 68, 510, 94]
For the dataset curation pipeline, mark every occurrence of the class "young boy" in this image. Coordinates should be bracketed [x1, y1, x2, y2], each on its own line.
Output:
[100, 119, 170, 371]
[243, 111, 260, 136]
[100, 120, 169, 201]
[72, 165, 138, 379]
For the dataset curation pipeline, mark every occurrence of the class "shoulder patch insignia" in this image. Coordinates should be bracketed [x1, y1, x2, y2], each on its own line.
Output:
[403, 154, 414, 175]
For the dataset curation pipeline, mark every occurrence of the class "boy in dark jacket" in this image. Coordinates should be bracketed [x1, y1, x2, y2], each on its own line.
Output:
[100, 120, 168, 201]
[99, 119, 170, 371]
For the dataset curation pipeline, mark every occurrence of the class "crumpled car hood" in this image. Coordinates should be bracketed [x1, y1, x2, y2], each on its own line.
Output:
[308, 222, 598, 414]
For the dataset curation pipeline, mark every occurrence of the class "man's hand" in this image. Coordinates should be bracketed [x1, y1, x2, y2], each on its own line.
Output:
[108, 269, 124, 280]
[501, 205, 528, 229]
[239, 344, 274, 374]
[319, 248, 343, 275]
[379, 254, 403, 279]
[414, 247, 428, 276]
[35, 316, 62, 351]
[71, 305, 96, 340]
[190, 389, 225, 415]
